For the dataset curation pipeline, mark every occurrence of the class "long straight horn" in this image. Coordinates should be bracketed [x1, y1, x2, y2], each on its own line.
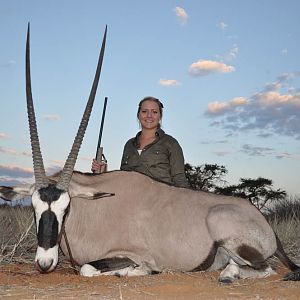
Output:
[56, 26, 107, 191]
[26, 23, 49, 189]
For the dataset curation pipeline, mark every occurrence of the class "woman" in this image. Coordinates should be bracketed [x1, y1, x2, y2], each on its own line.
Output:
[92, 96, 189, 188]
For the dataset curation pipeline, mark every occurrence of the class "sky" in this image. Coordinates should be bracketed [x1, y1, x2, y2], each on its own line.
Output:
[1, 0, 300, 198]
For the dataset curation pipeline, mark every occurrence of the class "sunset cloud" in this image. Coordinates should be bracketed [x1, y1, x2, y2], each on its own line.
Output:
[174, 7, 188, 24]
[0, 132, 9, 139]
[207, 97, 248, 115]
[200, 139, 228, 145]
[0, 163, 64, 181]
[276, 152, 300, 161]
[0, 164, 33, 178]
[189, 60, 235, 77]
[159, 79, 181, 87]
[80, 156, 93, 161]
[205, 73, 300, 139]
[46, 164, 62, 175]
[241, 144, 274, 157]
[255, 91, 298, 107]
[239, 146, 300, 161]
[0, 146, 31, 157]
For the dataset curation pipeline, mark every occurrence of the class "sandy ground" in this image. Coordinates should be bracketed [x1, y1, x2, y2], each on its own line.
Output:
[0, 263, 300, 299]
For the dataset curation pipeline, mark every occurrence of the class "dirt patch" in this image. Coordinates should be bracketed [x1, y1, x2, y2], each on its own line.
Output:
[0, 263, 300, 299]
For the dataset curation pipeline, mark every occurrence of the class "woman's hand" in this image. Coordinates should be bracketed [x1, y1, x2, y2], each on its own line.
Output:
[91, 159, 107, 173]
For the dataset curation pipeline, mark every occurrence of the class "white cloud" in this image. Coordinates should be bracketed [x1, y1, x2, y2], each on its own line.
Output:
[264, 82, 282, 92]
[189, 60, 235, 77]
[227, 46, 239, 61]
[215, 45, 239, 62]
[159, 79, 181, 87]
[174, 7, 188, 24]
[43, 114, 61, 121]
[217, 22, 228, 31]
[216, 45, 240, 62]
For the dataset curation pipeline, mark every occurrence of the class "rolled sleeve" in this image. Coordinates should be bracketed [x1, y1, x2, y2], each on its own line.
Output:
[169, 140, 189, 188]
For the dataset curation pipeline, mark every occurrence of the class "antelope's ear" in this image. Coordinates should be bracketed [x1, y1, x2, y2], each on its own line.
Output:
[68, 181, 115, 200]
[72, 192, 115, 200]
[0, 184, 35, 202]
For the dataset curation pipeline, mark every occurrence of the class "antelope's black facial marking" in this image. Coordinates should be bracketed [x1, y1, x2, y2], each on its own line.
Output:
[39, 184, 64, 204]
[37, 210, 59, 249]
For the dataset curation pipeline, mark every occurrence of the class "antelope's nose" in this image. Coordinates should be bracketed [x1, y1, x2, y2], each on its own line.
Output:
[36, 258, 54, 273]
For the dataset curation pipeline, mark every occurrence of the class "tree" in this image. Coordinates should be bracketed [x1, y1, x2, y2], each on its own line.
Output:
[185, 163, 227, 192]
[215, 177, 287, 211]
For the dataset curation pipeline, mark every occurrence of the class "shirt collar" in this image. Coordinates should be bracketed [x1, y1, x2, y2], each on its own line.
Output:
[133, 128, 165, 147]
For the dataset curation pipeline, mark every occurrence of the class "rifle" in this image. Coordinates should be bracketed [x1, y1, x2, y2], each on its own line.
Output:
[94, 96, 108, 173]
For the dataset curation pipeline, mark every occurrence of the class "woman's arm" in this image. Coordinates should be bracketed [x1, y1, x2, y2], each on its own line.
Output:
[169, 140, 189, 188]
[120, 141, 132, 171]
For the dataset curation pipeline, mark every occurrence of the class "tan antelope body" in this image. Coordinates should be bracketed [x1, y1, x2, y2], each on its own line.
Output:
[1, 25, 300, 283]
[60, 170, 277, 272]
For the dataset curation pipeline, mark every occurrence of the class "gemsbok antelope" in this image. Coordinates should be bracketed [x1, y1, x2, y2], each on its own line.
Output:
[1, 25, 300, 283]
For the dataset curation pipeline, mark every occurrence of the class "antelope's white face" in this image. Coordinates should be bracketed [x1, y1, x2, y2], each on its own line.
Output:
[32, 184, 70, 273]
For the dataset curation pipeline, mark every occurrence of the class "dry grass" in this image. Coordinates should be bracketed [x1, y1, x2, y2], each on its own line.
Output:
[0, 204, 36, 264]
[267, 197, 300, 263]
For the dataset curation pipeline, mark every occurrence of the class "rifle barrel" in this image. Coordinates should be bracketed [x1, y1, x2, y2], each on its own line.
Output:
[95, 96, 108, 160]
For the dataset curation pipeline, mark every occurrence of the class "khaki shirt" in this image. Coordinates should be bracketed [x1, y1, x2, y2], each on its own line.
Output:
[120, 129, 189, 188]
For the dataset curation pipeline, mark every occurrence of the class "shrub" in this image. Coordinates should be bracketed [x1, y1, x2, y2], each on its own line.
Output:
[267, 197, 300, 263]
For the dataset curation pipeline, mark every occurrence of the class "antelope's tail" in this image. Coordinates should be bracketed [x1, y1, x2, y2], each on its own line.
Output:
[274, 234, 300, 281]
